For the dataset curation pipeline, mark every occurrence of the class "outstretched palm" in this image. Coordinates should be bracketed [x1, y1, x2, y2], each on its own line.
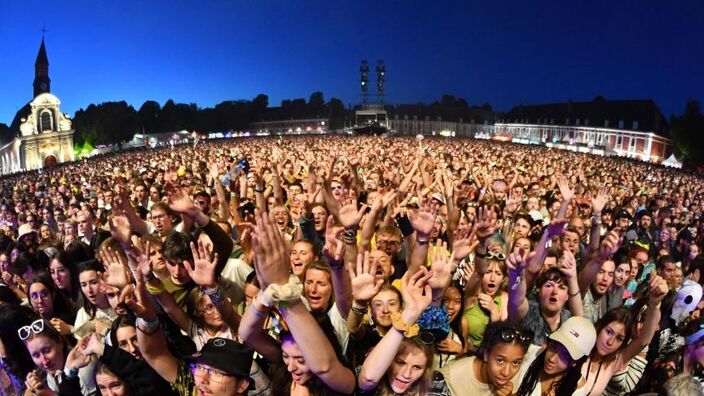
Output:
[184, 240, 218, 288]
[349, 251, 383, 302]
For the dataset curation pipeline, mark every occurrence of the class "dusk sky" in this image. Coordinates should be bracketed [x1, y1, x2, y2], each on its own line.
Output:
[1, 1, 702, 125]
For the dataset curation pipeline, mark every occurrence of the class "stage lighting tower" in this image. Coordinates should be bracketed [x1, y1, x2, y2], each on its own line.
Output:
[376, 60, 385, 103]
[360, 60, 369, 104]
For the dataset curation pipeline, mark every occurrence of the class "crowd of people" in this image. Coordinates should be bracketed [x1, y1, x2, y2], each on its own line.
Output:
[0, 135, 703, 396]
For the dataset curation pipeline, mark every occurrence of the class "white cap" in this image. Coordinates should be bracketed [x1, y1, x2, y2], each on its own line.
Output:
[549, 316, 597, 360]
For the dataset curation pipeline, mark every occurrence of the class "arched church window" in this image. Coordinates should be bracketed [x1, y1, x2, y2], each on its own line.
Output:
[40, 111, 52, 132]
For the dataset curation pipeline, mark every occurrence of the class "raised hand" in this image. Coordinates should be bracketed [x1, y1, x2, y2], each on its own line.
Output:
[99, 246, 131, 289]
[108, 214, 132, 246]
[167, 187, 196, 215]
[556, 175, 574, 202]
[452, 225, 479, 260]
[545, 218, 568, 237]
[25, 370, 46, 395]
[66, 337, 93, 370]
[400, 267, 433, 324]
[123, 265, 157, 320]
[409, 198, 438, 237]
[591, 187, 609, 213]
[596, 228, 621, 262]
[322, 215, 345, 262]
[648, 273, 669, 305]
[428, 240, 455, 290]
[504, 187, 521, 213]
[506, 250, 530, 275]
[475, 206, 499, 240]
[557, 249, 577, 280]
[183, 240, 219, 288]
[338, 190, 368, 228]
[348, 251, 384, 303]
[251, 210, 291, 289]
[80, 332, 105, 358]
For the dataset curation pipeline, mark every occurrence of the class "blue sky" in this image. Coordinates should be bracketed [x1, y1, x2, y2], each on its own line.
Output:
[1, 0, 702, 125]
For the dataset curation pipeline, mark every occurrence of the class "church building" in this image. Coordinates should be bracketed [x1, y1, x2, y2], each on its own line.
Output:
[0, 38, 75, 174]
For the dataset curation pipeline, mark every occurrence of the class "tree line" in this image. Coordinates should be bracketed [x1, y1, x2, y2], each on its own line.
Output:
[0, 95, 701, 167]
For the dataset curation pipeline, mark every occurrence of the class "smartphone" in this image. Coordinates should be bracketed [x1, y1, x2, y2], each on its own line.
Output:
[236, 158, 250, 173]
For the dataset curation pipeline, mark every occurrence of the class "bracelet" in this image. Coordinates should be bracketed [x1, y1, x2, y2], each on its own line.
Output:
[416, 234, 429, 245]
[351, 301, 368, 316]
[391, 312, 420, 338]
[259, 274, 304, 308]
[327, 256, 344, 270]
[648, 302, 662, 310]
[475, 250, 486, 259]
[341, 229, 357, 245]
[136, 324, 160, 335]
[255, 187, 265, 193]
[569, 290, 580, 298]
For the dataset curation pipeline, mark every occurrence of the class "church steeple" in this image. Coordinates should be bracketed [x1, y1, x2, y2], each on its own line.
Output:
[33, 37, 50, 97]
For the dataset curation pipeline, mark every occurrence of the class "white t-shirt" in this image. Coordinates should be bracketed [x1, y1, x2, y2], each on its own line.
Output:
[73, 306, 117, 339]
[187, 321, 236, 351]
[218, 257, 254, 307]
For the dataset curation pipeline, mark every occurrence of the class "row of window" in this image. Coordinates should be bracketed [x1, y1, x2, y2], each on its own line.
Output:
[504, 118, 639, 130]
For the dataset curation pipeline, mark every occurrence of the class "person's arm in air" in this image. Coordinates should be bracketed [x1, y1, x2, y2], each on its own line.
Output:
[359, 269, 432, 390]
[558, 250, 583, 317]
[507, 251, 533, 323]
[406, 199, 438, 274]
[583, 188, 608, 261]
[619, 274, 667, 364]
[578, 228, 621, 296]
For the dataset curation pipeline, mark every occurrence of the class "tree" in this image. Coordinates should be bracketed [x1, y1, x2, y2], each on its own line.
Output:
[670, 100, 704, 166]
[137, 100, 161, 133]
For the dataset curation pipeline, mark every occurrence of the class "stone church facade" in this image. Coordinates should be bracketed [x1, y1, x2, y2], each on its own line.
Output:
[0, 38, 75, 174]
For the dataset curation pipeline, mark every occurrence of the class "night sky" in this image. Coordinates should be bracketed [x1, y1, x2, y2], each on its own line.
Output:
[1, 0, 702, 125]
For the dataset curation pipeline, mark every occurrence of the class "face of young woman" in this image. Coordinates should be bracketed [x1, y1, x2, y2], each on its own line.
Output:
[199, 294, 224, 328]
[614, 263, 631, 288]
[370, 290, 401, 327]
[386, 347, 428, 394]
[482, 261, 505, 296]
[49, 259, 71, 290]
[304, 269, 332, 312]
[115, 326, 142, 360]
[595, 321, 626, 357]
[442, 287, 462, 322]
[282, 339, 312, 385]
[26, 335, 65, 372]
[290, 242, 315, 277]
[96, 372, 127, 396]
[513, 238, 531, 254]
[543, 342, 572, 375]
[80, 270, 108, 307]
[29, 282, 54, 318]
[484, 343, 526, 388]
[0, 253, 9, 272]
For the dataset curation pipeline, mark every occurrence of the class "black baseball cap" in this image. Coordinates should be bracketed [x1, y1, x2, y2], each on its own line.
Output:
[192, 338, 254, 388]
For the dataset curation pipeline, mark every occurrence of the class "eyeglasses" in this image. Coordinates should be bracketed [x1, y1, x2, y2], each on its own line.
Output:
[30, 290, 49, 301]
[486, 252, 506, 261]
[376, 240, 401, 247]
[18, 319, 45, 340]
[190, 363, 228, 383]
[200, 303, 216, 315]
[330, 185, 343, 191]
[499, 328, 533, 344]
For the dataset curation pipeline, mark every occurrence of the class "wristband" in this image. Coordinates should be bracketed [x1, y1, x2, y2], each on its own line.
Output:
[416, 234, 429, 245]
[341, 229, 357, 245]
[391, 312, 420, 338]
[137, 317, 160, 330]
[395, 214, 414, 237]
[648, 302, 661, 310]
[326, 255, 344, 270]
[259, 274, 303, 308]
[569, 289, 580, 298]
[351, 301, 368, 316]
[64, 367, 79, 379]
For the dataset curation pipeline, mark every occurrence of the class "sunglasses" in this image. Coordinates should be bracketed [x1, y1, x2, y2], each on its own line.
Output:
[330, 185, 343, 191]
[499, 328, 533, 344]
[18, 319, 45, 341]
[486, 252, 506, 261]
